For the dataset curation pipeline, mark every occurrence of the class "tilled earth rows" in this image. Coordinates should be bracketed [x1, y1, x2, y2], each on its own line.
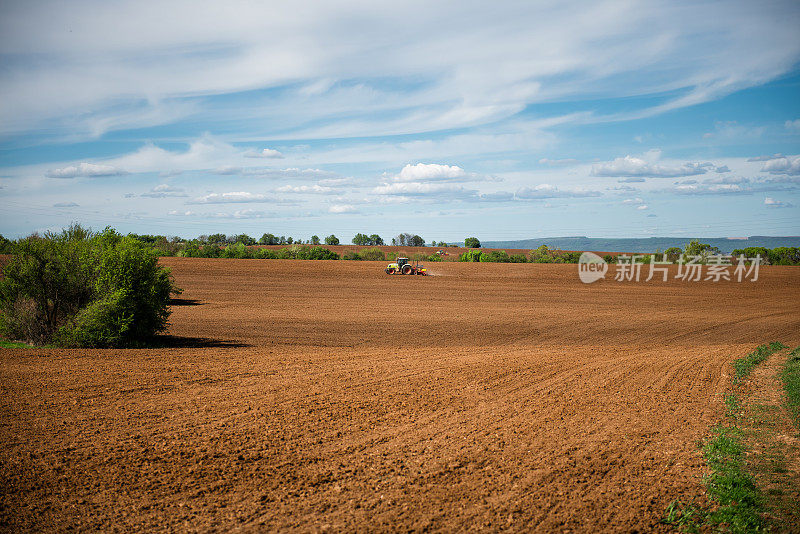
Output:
[1, 259, 798, 531]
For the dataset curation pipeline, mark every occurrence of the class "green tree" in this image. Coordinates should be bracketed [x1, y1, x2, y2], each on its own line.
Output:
[464, 237, 481, 248]
[233, 234, 256, 246]
[208, 233, 226, 244]
[0, 225, 178, 347]
[352, 233, 370, 246]
[664, 247, 682, 262]
[325, 234, 340, 245]
[683, 240, 720, 263]
[459, 249, 483, 262]
[369, 234, 385, 246]
[311, 235, 320, 245]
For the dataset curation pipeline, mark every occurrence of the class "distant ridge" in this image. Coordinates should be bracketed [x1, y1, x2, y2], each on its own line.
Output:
[480, 236, 800, 254]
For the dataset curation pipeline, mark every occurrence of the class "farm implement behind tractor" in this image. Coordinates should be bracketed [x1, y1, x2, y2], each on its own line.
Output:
[385, 257, 427, 275]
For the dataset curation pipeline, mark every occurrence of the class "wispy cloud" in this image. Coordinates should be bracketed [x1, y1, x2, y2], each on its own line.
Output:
[3, 1, 798, 141]
[244, 148, 284, 159]
[187, 191, 284, 204]
[45, 162, 127, 178]
[169, 209, 277, 219]
[515, 184, 601, 199]
[275, 184, 334, 194]
[141, 184, 188, 198]
[764, 196, 794, 208]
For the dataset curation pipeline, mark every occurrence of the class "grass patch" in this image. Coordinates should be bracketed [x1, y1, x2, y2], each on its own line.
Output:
[0, 339, 37, 348]
[702, 426, 763, 532]
[732, 342, 786, 383]
[664, 422, 766, 533]
[664, 342, 790, 533]
[781, 346, 800, 431]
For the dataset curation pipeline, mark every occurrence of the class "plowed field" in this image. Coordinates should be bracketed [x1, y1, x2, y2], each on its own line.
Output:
[2, 259, 798, 532]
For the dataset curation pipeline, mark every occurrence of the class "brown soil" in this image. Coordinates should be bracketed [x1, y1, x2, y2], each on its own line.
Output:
[1, 260, 798, 532]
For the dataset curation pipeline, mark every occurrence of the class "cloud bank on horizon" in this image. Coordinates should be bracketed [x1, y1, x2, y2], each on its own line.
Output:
[0, 0, 799, 240]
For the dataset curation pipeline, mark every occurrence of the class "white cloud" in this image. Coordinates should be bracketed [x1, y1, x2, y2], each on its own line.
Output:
[188, 191, 278, 204]
[391, 163, 467, 182]
[214, 166, 338, 179]
[329, 204, 358, 214]
[169, 208, 275, 218]
[636, 204, 649, 210]
[275, 184, 334, 194]
[703, 176, 750, 185]
[475, 191, 515, 202]
[45, 162, 127, 178]
[214, 166, 243, 175]
[515, 184, 602, 199]
[761, 156, 800, 175]
[747, 153, 784, 162]
[764, 196, 793, 208]
[4, 1, 798, 141]
[244, 148, 284, 159]
[784, 119, 800, 132]
[672, 183, 746, 195]
[591, 152, 712, 178]
[53, 202, 79, 207]
[622, 197, 644, 204]
[373, 181, 476, 198]
[538, 158, 579, 166]
[608, 185, 638, 192]
[318, 177, 359, 187]
[206, 209, 276, 219]
[141, 183, 188, 198]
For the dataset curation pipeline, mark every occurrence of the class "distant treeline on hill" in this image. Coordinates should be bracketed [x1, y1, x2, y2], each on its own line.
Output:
[481, 236, 800, 254]
[2, 231, 798, 265]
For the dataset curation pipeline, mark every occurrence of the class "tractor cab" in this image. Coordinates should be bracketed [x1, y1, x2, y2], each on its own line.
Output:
[396, 257, 409, 268]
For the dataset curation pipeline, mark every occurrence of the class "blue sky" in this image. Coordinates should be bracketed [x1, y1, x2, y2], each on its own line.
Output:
[1, 0, 799, 241]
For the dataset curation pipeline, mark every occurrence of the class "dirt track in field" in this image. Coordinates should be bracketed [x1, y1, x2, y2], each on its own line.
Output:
[1, 259, 798, 532]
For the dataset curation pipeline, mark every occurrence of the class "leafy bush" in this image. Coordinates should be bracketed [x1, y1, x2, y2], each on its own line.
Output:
[342, 251, 362, 260]
[663, 247, 682, 262]
[0, 234, 13, 254]
[221, 242, 253, 259]
[298, 246, 339, 260]
[426, 254, 443, 262]
[254, 248, 278, 259]
[683, 240, 720, 263]
[528, 245, 581, 263]
[358, 248, 385, 261]
[459, 249, 483, 262]
[270, 246, 339, 260]
[479, 250, 511, 262]
[0, 225, 178, 347]
[55, 290, 132, 347]
[464, 237, 481, 248]
[325, 235, 340, 245]
[509, 254, 527, 263]
[767, 246, 800, 265]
